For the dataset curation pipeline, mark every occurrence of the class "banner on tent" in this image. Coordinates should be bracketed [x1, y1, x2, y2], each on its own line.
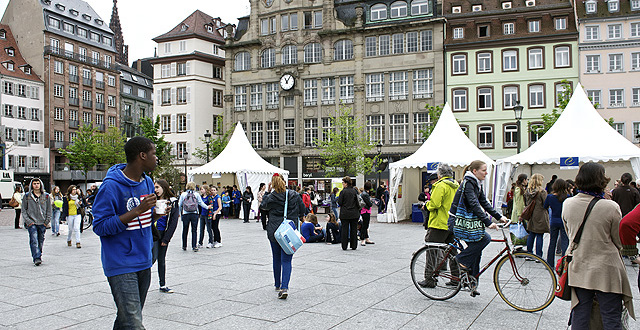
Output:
[560, 157, 579, 170]
[426, 162, 439, 171]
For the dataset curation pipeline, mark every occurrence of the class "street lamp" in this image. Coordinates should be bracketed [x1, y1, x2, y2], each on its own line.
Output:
[376, 142, 383, 186]
[183, 150, 189, 188]
[204, 129, 212, 162]
[513, 101, 524, 154]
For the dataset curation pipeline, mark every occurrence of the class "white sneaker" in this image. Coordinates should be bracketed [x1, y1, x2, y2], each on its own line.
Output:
[214, 242, 222, 248]
[207, 243, 214, 249]
[197, 244, 203, 249]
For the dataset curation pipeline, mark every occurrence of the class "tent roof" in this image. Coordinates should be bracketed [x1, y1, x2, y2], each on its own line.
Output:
[389, 103, 494, 169]
[498, 84, 640, 165]
[191, 122, 289, 175]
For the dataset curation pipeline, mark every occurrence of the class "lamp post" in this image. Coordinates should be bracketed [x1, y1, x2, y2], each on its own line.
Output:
[376, 142, 383, 186]
[204, 129, 212, 162]
[183, 150, 189, 188]
[513, 101, 524, 154]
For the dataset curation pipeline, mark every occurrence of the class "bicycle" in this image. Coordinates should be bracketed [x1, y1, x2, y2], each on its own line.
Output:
[410, 224, 557, 312]
[82, 205, 93, 230]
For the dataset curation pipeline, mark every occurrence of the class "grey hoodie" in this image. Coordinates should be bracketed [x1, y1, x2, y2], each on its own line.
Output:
[22, 178, 52, 227]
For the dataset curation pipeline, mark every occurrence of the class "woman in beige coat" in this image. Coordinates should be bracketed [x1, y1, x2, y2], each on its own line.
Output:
[562, 162, 634, 329]
[524, 173, 549, 259]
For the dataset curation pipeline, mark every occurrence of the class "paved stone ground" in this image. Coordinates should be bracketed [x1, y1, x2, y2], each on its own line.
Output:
[0, 209, 638, 329]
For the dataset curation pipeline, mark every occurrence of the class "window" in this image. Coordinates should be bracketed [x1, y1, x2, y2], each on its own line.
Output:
[282, 45, 297, 65]
[367, 115, 385, 144]
[95, 93, 104, 106]
[303, 119, 318, 147]
[4, 127, 12, 141]
[503, 50, 518, 71]
[176, 142, 186, 159]
[322, 78, 335, 104]
[478, 25, 489, 37]
[281, 14, 290, 31]
[49, 17, 60, 29]
[609, 54, 623, 72]
[177, 87, 188, 104]
[503, 86, 518, 109]
[366, 73, 384, 101]
[214, 67, 223, 79]
[632, 88, 640, 106]
[554, 46, 570, 68]
[96, 114, 104, 125]
[555, 17, 567, 30]
[284, 119, 295, 145]
[137, 89, 146, 99]
[371, 4, 387, 21]
[303, 11, 322, 29]
[82, 111, 92, 124]
[5, 47, 14, 56]
[339, 76, 354, 103]
[104, 37, 113, 47]
[585, 26, 600, 40]
[321, 117, 334, 142]
[608, 24, 622, 39]
[17, 106, 25, 119]
[3, 81, 13, 95]
[3, 104, 12, 117]
[452, 89, 467, 111]
[478, 125, 493, 148]
[161, 64, 170, 78]
[108, 95, 116, 107]
[365, 37, 377, 57]
[260, 18, 269, 35]
[77, 27, 87, 38]
[586, 55, 601, 72]
[528, 20, 540, 33]
[413, 69, 433, 98]
[389, 71, 408, 99]
[632, 53, 640, 70]
[634, 123, 640, 143]
[379, 35, 390, 56]
[412, 0, 430, 15]
[389, 114, 408, 144]
[304, 43, 321, 63]
[266, 83, 278, 107]
[17, 155, 26, 168]
[587, 90, 601, 107]
[290, 13, 298, 30]
[161, 88, 171, 105]
[609, 89, 624, 107]
[16, 84, 26, 97]
[529, 84, 544, 107]
[235, 52, 251, 71]
[477, 52, 492, 73]
[391, 33, 404, 54]
[261, 48, 275, 68]
[108, 116, 116, 127]
[54, 84, 63, 97]
[608, 0, 619, 12]
[420, 30, 433, 51]
[30, 131, 40, 144]
[555, 83, 569, 106]
[79, 47, 86, 62]
[528, 48, 543, 69]
[213, 89, 223, 107]
[92, 51, 100, 65]
[391, 1, 408, 18]
[54, 107, 64, 120]
[632, 23, 640, 38]
[406, 32, 418, 52]
[586, 0, 597, 13]
[453, 27, 464, 39]
[123, 84, 132, 94]
[177, 62, 187, 76]
[161, 115, 171, 133]
[613, 123, 625, 136]
[504, 124, 518, 148]
[108, 75, 116, 86]
[251, 122, 263, 148]
[54, 131, 64, 142]
[250, 84, 263, 109]
[284, 96, 294, 106]
[303, 79, 317, 106]
[452, 54, 467, 74]
[177, 114, 188, 132]
[477, 87, 493, 110]
[266, 121, 279, 148]
[413, 113, 429, 143]
[334, 40, 353, 61]
[633, 0, 640, 10]
[69, 87, 77, 100]
[314, 11, 322, 28]
[503, 23, 515, 35]
[54, 60, 63, 74]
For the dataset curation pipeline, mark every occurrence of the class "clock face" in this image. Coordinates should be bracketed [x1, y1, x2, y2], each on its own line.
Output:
[280, 74, 295, 91]
[264, 0, 273, 6]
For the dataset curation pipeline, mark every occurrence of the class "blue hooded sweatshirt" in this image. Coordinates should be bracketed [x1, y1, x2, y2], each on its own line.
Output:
[93, 163, 155, 277]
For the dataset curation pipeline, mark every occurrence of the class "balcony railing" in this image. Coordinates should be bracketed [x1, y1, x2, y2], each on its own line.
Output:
[15, 140, 28, 146]
[83, 100, 92, 108]
[82, 78, 92, 86]
[44, 46, 116, 71]
[96, 102, 105, 110]
[69, 74, 79, 84]
[69, 98, 79, 106]
[96, 81, 105, 90]
[69, 120, 79, 129]
[96, 124, 105, 132]
[49, 140, 69, 150]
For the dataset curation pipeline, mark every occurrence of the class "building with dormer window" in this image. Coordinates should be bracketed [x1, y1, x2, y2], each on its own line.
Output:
[224, 0, 444, 189]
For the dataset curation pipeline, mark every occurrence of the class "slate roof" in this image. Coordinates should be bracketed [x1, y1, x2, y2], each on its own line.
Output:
[117, 63, 152, 89]
[153, 10, 226, 44]
[575, 0, 640, 19]
[40, 0, 113, 34]
[0, 25, 43, 83]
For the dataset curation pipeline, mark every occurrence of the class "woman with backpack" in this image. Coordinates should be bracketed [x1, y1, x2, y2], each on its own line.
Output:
[152, 179, 179, 293]
[360, 181, 375, 246]
[337, 176, 361, 251]
[179, 182, 211, 252]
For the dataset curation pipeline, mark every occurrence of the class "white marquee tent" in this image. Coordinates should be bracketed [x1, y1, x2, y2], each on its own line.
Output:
[191, 122, 289, 194]
[492, 84, 640, 207]
[387, 103, 494, 222]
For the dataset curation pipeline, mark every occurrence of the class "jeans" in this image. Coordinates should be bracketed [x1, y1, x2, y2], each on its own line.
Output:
[212, 214, 221, 243]
[571, 287, 623, 330]
[547, 223, 569, 266]
[66, 214, 81, 243]
[306, 231, 325, 243]
[152, 232, 168, 287]
[198, 214, 213, 245]
[51, 208, 61, 234]
[270, 240, 293, 290]
[526, 232, 544, 258]
[243, 202, 251, 222]
[456, 232, 491, 276]
[332, 207, 339, 220]
[360, 213, 371, 240]
[181, 213, 199, 249]
[107, 268, 151, 330]
[28, 224, 46, 261]
[341, 218, 359, 250]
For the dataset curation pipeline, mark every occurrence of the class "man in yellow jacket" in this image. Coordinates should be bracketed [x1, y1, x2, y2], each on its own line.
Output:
[418, 163, 460, 288]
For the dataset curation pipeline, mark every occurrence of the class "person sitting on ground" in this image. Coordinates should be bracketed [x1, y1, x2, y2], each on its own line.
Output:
[325, 213, 341, 244]
[301, 214, 325, 243]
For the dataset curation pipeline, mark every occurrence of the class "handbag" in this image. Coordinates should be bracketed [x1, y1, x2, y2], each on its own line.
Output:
[519, 192, 537, 222]
[274, 190, 305, 255]
[452, 180, 485, 243]
[9, 195, 18, 207]
[555, 197, 599, 301]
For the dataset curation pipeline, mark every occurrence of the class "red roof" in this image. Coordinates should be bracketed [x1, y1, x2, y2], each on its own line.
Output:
[153, 10, 225, 44]
[0, 24, 42, 83]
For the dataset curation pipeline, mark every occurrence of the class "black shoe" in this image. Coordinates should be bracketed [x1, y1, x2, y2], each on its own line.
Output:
[418, 279, 436, 288]
[34, 259, 42, 266]
[182, 247, 187, 251]
[278, 289, 288, 299]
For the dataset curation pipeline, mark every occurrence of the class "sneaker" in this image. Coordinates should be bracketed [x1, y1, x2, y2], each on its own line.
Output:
[76, 243, 81, 249]
[197, 244, 203, 249]
[214, 242, 222, 248]
[34, 258, 42, 266]
[182, 247, 187, 251]
[56, 233, 60, 237]
[67, 241, 72, 247]
[278, 289, 288, 299]
[207, 243, 214, 249]
[418, 279, 436, 288]
[193, 248, 199, 252]
[159, 286, 174, 293]
[275, 287, 281, 292]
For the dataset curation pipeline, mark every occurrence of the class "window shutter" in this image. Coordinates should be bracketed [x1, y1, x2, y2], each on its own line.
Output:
[39, 156, 44, 169]
[157, 89, 161, 104]
[186, 87, 191, 103]
[40, 109, 44, 121]
[0, 126, 4, 140]
[13, 128, 17, 141]
[186, 113, 191, 132]
[171, 88, 176, 105]
[39, 131, 44, 144]
[170, 142, 177, 156]
[170, 114, 177, 133]
[186, 62, 191, 75]
[186, 142, 191, 155]
[171, 62, 177, 77]
[26, 87, 31, 99]
[26, 109, 31, 120]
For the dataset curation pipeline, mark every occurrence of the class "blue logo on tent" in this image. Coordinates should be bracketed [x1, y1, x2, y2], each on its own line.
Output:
[427, 162, 439, 171]
[560, 157, 579, 167]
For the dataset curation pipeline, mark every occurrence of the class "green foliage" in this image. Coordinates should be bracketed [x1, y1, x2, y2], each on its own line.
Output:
[139, 116, 182, 190]
[419, 103, 445, 140]
[316, 106, 376, 177]
[94, 127, 126, 167]
[61, 124, 98, 187]
[193, 120, 232, 162]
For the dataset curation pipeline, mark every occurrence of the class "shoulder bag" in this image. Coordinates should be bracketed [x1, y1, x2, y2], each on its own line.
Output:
[555, 197, 599, 301]
[519, 191, 538, 223]
[274, 190, 306, 255]
[452, 180, 485, 242]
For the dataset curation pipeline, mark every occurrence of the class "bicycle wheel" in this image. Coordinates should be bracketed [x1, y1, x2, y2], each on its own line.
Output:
[82, 213, 93, 230]
[410, 245, 461, 300]
[493, 252, 556, 312]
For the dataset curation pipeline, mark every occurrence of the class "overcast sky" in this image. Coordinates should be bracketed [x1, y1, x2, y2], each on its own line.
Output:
[0, 0, 250, 63]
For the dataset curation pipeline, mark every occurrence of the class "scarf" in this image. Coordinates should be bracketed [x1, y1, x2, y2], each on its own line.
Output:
[70, 194, 79, 201]
[576, 190, 605, 199]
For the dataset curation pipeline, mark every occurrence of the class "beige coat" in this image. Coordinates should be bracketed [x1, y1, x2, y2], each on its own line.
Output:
[562, 193, 635, 319]
[524, 189, 549, 233]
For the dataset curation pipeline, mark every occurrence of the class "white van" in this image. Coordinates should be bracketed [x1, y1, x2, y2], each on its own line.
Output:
[0, 170, 22, 207]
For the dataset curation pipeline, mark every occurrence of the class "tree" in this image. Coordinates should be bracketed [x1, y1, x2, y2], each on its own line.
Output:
[193, 121, 232, 162]
[94, 127, 126, 167]
[61, 124, 98, 189]
[316, 106, 376, 177]
[419, 103, 444, 141]
[140, 116, 182, 190]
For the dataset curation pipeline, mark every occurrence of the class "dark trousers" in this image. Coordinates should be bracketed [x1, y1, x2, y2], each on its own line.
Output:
[307, 232, 325, 243]
[181, 213, 199, 249]
[547, 223, 569, 266]
[527, 232, 544, 258]
[424, 228, 458, 281]
[260, 209, 268, 230]
[212, 214, 221, 243]
[360, 213, 371, 240]
[234, 202, 241, 218]
[107, 268, 151, 330]
[341, 218, 359, 250]
[456, 232, 491, 276]
[571, 287, 623, 330]
[198, 214, 212, 245]
[152, 231, 168, 287]
[15, 209, 21, 228]
[243, 202, 251, 222]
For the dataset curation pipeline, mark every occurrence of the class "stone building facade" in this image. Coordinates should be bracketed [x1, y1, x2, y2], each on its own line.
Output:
[224, 0, 445, 190]
[118, 64, 152, 138]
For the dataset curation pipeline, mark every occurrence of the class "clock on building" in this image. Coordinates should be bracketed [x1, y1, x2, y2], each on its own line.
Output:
[280, 74, 295, 91]
[264, 0, 273, 6]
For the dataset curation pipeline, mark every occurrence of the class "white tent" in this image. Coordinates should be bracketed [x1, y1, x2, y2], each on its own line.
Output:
[191, 122, 289, 195]
[387, 103, 495, 222]
[492, 84, 640, 207]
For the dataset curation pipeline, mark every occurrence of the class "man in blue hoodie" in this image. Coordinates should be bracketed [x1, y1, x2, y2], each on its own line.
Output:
[93, 137, 160, 329]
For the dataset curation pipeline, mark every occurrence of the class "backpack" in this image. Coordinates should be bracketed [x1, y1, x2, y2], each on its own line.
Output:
[356, 192, 366, 209]
[183, 191, 199, 213]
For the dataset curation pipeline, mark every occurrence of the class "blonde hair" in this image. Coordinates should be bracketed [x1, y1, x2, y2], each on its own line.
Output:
[271, 175, 286, 193]
[527, 173, 544, 193]
[306, 213, 318, 224]
[186, 182, 196, 191]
